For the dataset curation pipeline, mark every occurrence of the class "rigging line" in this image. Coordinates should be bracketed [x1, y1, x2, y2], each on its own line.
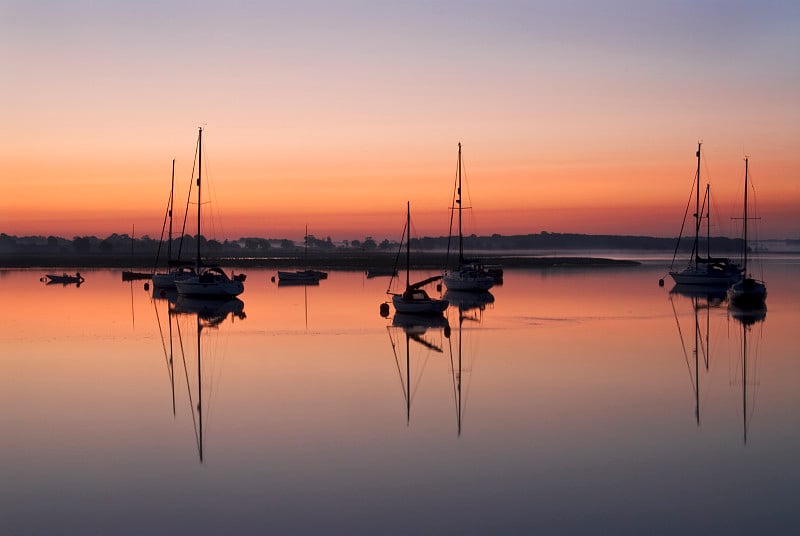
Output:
[670, 296, 697, 394]
[387, 216, 407, 294]
[445, 150, 459, 264]
[153, 298, 174, 393]
[203, 324, 231, 437]
[177, 139, 199, 261]
[670, 177, 696, 269]
[409, 347, 433, 405]
[177, 318, 201, 455]
[387, 327, 409, 404]
[154, 182, 172, 269]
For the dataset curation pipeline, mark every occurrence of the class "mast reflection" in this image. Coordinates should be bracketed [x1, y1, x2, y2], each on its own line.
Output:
[153, 293, 245, 462]
[387, 314, 450, 426]
[669, 285, 725, 426]
[729, 304, 766, 444]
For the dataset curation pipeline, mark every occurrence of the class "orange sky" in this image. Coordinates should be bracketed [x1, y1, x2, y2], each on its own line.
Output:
[1, 2, 798, 241]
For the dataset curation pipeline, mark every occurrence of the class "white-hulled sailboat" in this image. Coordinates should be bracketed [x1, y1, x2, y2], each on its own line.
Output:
[153, 159, 196, 289]
[175, 128, 245, 298]
[442, 143, 496, 292]
[669, 143, 741, 286]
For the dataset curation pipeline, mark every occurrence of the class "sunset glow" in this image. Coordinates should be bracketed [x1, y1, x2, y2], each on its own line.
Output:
[2, 1, 798, 242]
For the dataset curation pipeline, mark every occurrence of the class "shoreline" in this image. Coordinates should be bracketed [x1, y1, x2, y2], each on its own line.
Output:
[0, 252, 641, 270]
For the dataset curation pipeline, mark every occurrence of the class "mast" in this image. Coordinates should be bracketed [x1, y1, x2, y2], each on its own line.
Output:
[693, 142, 701, 269]
[196, 127, 203, 270]
[405, 201, 411, 290]
[457, 142, 464, 264]
[705, 184, 711, 261]
[742, 158, 749, 276]
[168, 159, 175, 263]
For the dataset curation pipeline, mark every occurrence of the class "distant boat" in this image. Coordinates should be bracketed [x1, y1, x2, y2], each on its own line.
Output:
[366, 267, 398, 278]
[44, 272, 84, 286]
[120, 224, 153, 282]
[278, 226, 328, 283]
[442, 143, 496, 292]
[387, 202, 449, 316]
[669, 143, 741, 286]
[728, 157, 767, 308]
[122, 271, 152, 282]
[174, 128, 245, 298]
[153, 159, 195, 289]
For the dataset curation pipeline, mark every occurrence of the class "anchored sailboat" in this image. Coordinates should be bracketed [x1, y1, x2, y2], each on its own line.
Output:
[174, 128, 245, 298]
[443, 143, 497, 292]
[153, 159, 196, 289]
[728, 157, 767, 308]
[387, 202, 449, 316]
[669, 143, 741, 286]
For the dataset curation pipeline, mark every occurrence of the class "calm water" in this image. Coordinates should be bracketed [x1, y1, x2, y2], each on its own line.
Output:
[2, 260, 799, 535]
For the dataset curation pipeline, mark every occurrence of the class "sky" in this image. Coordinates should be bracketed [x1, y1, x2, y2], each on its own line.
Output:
[2, 0, 798, 242]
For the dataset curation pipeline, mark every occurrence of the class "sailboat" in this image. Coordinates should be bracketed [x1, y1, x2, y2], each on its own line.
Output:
[728, 157, 767, 308]
[153, 159, 196, 289]
[387, 202, 449, 315]
[174, 128, 245, 298]
[669, 143, 741, 286]
[121, 225, 153, 281]
[443, 143, 496, 292]
[277, 226, 328, 283]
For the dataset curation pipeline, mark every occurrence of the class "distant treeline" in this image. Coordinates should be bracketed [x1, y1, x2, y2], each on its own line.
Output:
[1, 230, 763, 260]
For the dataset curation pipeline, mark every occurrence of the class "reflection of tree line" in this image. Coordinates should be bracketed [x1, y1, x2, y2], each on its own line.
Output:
[669, 286, 766, 443]
[152, 290, 245, 462]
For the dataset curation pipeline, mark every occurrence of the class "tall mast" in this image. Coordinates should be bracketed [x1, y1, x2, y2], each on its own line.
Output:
[196, 127, 203, 270]
[705, 184, 711, 260]
[457, 142, 463, 264]
[168, 159, 175, 263]
[693, 142, 701, 269]
[405, 201, 411, 289]
[742, 157, 749, 275]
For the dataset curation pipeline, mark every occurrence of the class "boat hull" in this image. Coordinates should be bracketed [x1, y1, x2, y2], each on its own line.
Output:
[392, 293, 449, 315]
[669, 266, 740, 286]
[278, 270, 326, 283]
[728, 278, 767, 308]
[443, 270, 495, 292]
[152, 268, 196, 289]
[175, 268, 244, 297]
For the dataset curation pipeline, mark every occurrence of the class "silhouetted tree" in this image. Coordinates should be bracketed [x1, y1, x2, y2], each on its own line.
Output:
[72, 236, 91, 253]
[362, 237, 377, 250]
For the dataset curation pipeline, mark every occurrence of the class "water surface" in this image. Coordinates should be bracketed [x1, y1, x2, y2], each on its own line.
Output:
[2, 261, 799, 534]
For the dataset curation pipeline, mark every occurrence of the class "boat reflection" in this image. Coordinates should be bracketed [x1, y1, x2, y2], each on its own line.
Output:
[152, 293, 245, 462]
[444, 289, 494, 316]
[670, 290, 718, 426]
[669, 283, 727, 308]
[387, 314, 450, 426]
[42, 272, 85, 287]
[729, 304, 766, 444]
[172, 296, 246, 327]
